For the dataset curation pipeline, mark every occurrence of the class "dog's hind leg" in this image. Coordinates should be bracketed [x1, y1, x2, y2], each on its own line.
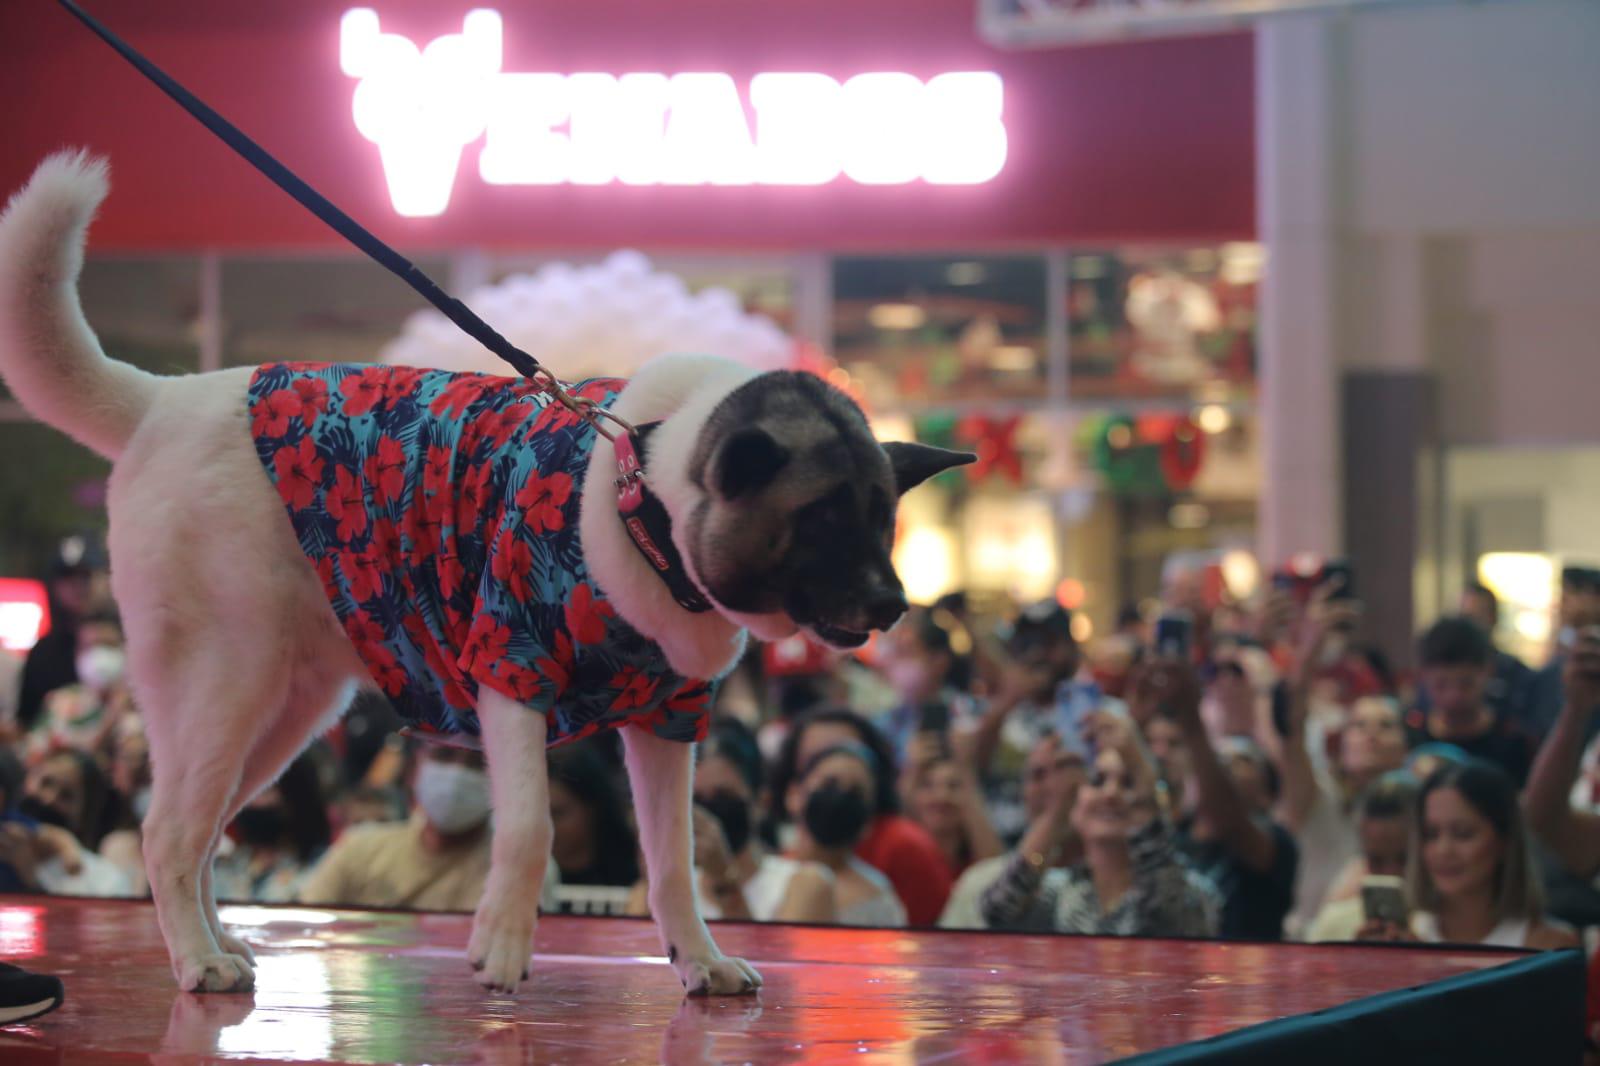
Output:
[203, 664, 361, 963]
[136, 645, 286, 993]
[621, 724, 761, 996]
[466, 688, 553, 994]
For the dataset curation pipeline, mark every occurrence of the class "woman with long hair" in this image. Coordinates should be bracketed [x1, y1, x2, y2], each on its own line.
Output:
[978, 710, 1218, 938]
[1360, 760, 1574, 949]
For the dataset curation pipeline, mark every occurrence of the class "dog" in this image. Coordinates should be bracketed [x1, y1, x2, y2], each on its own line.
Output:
[0, 152, 973, 996]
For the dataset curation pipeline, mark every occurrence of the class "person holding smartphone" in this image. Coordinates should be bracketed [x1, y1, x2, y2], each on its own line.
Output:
[1276, 583, 1410, 939]
[937, 732, 1086, 930]
[968, 602, 1125, 844]
[1304, 772, 1417, 942]
[871, 606, 979, 768]
[1525, 624, 1600, 884]
[1131, 619, 1300, 941]
[1359, 760, 1574, 950]
[976, 709, 1218, 938]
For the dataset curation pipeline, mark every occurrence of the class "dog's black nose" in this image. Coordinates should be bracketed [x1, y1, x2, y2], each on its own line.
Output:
[865, 590, 908, 632]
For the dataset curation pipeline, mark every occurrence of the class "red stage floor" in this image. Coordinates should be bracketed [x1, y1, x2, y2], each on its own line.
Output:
[0, 895, 1533, 1063]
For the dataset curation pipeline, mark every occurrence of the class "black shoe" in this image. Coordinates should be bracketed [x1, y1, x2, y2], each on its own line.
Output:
[0, 962, 64, 1026]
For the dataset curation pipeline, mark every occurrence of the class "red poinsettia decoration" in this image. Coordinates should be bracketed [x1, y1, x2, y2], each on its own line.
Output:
[955, 414, 1023, 483]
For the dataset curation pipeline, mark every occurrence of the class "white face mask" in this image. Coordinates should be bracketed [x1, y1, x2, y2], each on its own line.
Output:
[76, 645, 126, 691]
[414, 759, 491, 835]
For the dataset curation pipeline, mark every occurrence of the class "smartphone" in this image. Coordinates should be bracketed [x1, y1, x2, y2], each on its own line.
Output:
[1153, 612, 1193, 661]
[1321, 558, 1355, 601]
[1360, 874, 1410, 927]
[917, 700, 952, 734]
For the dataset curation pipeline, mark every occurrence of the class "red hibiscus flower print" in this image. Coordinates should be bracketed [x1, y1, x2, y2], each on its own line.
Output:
[490, 528, 535, 602]
[491, 661, 546, 704]
[404, 496, 445, 560]
[462, 616, 512, 676]
[364, 436, 407, 506]
[381, 367, 424, 407]
[340, 549, 385, 604]
[611, 666, 659, 711]
[339, 366, 391, 417]
[482, 406, 525, 449]
[368, 517, 401, 565]
[528, 400, 585, 440]
[531, 631, 573, 696]
[455, 465, 491, 531]
[514, 470, 572, 535]
[251, 388, 303, 438]
[327, 466, 369, 543]
[371, 655, 407, 697]
[291, 376, 329, 427]
[663, 681, 713, 715]
[314, 555, 337, 592]
[565, 582, 613, 646]
[272, 437, 324, 511]
[344, 611, 386, 652]
[437, 545, 466, 600]
[422, 444, 453, 499]
[430, 377, 484, 419]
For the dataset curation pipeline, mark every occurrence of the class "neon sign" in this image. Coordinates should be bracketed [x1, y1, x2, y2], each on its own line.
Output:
[340, 9, 1008, 217]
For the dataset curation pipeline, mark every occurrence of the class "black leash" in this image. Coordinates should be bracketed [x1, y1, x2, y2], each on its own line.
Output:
[56, 0, 629, 437]
[56, 0, 718, 617]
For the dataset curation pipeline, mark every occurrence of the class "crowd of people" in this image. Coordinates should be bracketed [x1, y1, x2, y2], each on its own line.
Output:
[4, 536, 1600, 970]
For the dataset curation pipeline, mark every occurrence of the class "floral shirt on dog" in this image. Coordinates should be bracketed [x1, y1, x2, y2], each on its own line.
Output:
[246, 362, 714, 747]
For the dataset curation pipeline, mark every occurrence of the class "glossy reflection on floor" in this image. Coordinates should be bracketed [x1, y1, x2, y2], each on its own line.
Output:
[0, 896, 1527, 1064]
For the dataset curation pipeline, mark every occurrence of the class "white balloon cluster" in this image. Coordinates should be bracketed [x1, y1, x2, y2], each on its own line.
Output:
[380, 250, 795, 379]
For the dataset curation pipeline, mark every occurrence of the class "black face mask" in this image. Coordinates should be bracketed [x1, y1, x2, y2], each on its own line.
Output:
[234, 806, 289, 846]
[18, 796, 74, 832]
[803, 782, 871, 849]
[697, 789, 752, 855]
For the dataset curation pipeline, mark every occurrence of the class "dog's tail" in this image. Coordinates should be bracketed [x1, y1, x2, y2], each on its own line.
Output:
[0, 151, 161, 461]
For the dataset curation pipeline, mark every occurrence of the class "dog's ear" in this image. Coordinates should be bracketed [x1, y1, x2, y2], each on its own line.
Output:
[881, 442, 975, 496]
[715, 427, 791, 499]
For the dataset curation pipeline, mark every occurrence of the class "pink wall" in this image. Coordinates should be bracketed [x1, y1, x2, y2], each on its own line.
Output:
[0, 0, 1254, 251]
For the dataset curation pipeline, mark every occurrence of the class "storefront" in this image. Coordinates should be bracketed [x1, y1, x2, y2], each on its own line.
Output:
[0, 0, 1258, 637]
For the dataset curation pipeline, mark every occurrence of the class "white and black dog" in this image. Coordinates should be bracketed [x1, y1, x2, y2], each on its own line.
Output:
[0, 153, 971, 996]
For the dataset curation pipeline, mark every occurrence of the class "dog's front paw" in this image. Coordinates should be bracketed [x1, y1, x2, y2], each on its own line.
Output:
[467, 907, 535, 995]
[675, 952, 762, 997]
[177, 952, 255, 993]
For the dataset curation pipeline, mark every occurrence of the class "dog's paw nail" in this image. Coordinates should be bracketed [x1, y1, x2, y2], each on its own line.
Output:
[471, 959, 485, 971]
[688, 984, 709, 997]
[521, 969, 529, 980]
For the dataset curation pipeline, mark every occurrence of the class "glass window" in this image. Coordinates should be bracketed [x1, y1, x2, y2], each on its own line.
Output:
[832, 256, 1047, 411]
[1, 256, 198, 571]
[0, 256, 202, 404]
[220, 256, 452, 367]
[0, 422, 110, 577]
[1067, 244, 1261, 402]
